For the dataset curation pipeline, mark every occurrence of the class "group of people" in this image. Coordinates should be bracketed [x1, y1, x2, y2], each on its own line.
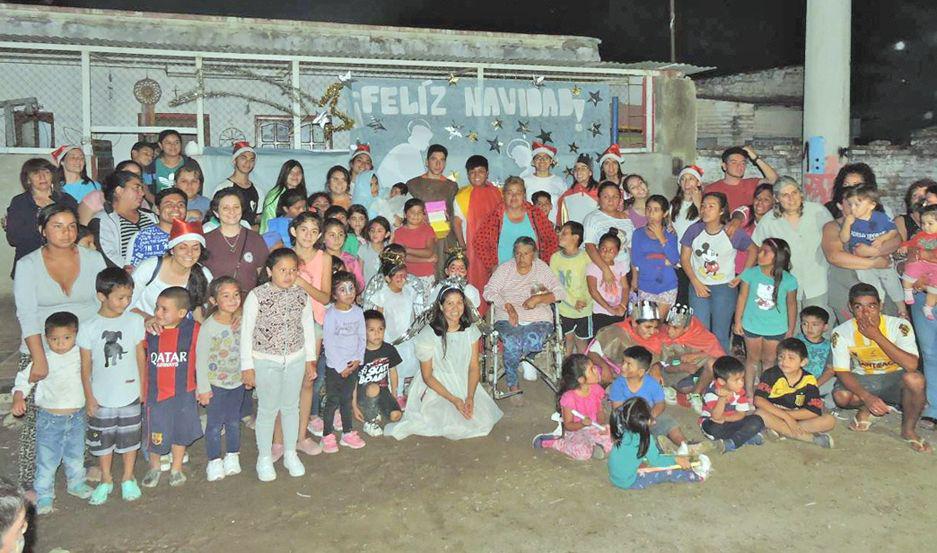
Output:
[4, 131, 935, 515]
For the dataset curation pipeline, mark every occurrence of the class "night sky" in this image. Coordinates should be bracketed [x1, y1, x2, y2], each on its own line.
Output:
[15, 0, 937, 142]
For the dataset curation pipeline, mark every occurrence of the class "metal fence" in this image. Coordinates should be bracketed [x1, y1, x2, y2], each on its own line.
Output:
[0, 42, 653, 160]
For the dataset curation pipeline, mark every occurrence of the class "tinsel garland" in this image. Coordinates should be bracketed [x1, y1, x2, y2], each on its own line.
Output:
[169, 67, 355, 139]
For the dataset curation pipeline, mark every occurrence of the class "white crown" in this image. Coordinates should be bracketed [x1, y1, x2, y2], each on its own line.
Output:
[666, 304, 694, 327]
[633, 300, 660, 322]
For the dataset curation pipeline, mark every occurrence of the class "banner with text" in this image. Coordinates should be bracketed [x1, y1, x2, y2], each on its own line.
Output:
[349, 77, 612, 189]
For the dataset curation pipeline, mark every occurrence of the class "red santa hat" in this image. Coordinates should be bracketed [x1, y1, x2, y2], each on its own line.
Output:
[350, 143, 372, 163]
[167, 219, 205, 249]
[50, 144, 80, 166]
[598, 144, 623, 167]
[531, 141, 558, 159]
[231, 141, 255, 164]
[677, 165, 704, 183]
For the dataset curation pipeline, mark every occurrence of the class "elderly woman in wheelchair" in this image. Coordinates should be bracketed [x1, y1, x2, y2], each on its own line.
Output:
[483, 236, 566, 396]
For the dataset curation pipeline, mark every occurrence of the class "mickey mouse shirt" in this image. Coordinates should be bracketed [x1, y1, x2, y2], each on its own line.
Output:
[680, 221, 753, 286]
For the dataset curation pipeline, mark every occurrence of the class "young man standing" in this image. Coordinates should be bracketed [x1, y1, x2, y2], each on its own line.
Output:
[405, 144, 458, 278]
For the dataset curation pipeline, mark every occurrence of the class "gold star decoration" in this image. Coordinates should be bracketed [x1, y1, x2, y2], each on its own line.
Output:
[571, 85, 582, 96]
[448, 73, 460, 86]
[466, 131, 478, 142]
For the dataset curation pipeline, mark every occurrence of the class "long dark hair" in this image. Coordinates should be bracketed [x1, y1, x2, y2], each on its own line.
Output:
[102, 170, 142, 205]
[827, 163, 878, 218]
[760, 237, 792, 310]
[671, 170, 701, 223]
[428, 287, 473, 357]
[165, 248, 210, 309]
[264, 160, 307, 214]
[610, 397, 653, 457]
[20, 158, 64, 196]
[744, 182, 775, 229]
[325, 165, 351, 195]
[275, 189, 307, 217]
[55, 147, 93, 185]
[555, 354, 591, 418]
[572, 155, 599, 192]
[701, 191, 730, 225]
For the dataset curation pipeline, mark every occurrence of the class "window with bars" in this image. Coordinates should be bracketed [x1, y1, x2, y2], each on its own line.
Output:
[255, 115, 332, 150]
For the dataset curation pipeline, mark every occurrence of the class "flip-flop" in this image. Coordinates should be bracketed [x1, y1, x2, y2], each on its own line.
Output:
[905, 437, 933, 453]
[849, 415, 872, 432]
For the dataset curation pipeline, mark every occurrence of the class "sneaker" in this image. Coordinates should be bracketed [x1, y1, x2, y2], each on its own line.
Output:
[591, 444, 606, 460]
[321, 434, 339, 454]
[746, 433, 765, 446]
[36, 498, 53, 515]
[297, 437, 323, 456]
[67, 482, 94, 500]
[223, 453, 242, 476]
[362, 421, 383, 437]
[924, 304, 935, 321]
[89, 482, 113, 505]
[182, 452, 189, 465]
[340, 431, 366, 449]
[531, 433, 556, 449]
[159, 454, 171, 472]
[308, 416, 324, 438]
[271, 443, 284, 463]
[282, 452, 306, 477]
[121, 479, 142, 502]
[675, 442, 690, 456]
[206, 459, 225, 482]
[692, 454, 713, 480]
[904, 289, 915, 305]
[813, 432, 834, 449]
[169, 470, 187, 487]
[256, 456, 276, 482]
[521, 359, 538, 381]
[688, 393, 704, 415]
[141, 469, 161, 488]
[663, 386, 678, 405]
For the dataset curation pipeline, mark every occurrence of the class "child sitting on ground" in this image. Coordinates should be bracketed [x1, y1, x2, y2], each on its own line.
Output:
[699, 356, 766, 453]
[353, 310, 403, 437]
[608, 398, 707, 490]
[142, 287, 203, 489]
[753, 337, 836, 448]
[196, 277, 246, 482]
[658, 304, 724, 413]
[795, 306, 835, 409]
[550, 221, 593, 355]
[532, 354, 612, 460]
[607, 346, 696, 456]
[79, 267, 146, 505]
[12, 312, 93, 514]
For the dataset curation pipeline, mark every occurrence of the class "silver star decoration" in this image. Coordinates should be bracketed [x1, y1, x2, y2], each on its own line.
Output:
[491, 118, 503, 130]
[589, 122, 602, 137]
[536, 128, 553, 144]
[532, 75, 545, 88]
[487, 136, 502, 153]
[444, 125, 463, 140]
[516, 120, 530, 134]
[588, 90, 603, 107]
[313, 110, 331, 129]
[338, 71, 356, 89]
[568, 142, 579, 153]
[366, 117, 386, 131]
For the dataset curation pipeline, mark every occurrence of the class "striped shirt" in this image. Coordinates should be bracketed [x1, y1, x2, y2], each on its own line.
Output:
[118, 214, 155, 264]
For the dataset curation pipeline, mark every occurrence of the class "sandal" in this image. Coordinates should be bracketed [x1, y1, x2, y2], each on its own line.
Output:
[905, 437, 933, 453]
[849, 412, 879, 432]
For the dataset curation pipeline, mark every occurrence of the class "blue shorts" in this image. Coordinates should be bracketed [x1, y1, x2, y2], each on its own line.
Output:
[145, 393, 203, 455]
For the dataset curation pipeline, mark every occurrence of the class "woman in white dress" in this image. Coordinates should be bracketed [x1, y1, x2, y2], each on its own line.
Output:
[388, 286, 502, 440]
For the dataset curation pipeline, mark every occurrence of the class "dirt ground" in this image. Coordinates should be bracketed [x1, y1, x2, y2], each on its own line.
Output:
[3, 381, 937, 553]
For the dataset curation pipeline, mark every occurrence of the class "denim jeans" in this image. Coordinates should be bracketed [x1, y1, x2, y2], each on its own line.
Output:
[493, 320, 553, 388]
[253, 355, 306, 458]
[311, 355, 326, 418]
[34, 409, 86, 503]
[205, 385, 245, 460]
[689, 282, 738, 353]
[628, 469, 702, 490]
[701, 415, 765, 448]
[910, 291, 937, 419]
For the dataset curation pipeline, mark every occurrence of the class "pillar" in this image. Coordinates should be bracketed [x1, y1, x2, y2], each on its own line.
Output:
[802, 0, 851, 202]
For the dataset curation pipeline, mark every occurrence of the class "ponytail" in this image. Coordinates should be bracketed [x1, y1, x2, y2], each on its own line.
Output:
[610, 398, 653, 458]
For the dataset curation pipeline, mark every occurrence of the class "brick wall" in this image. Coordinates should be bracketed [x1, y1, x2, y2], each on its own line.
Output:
[696, 138, 937, 215]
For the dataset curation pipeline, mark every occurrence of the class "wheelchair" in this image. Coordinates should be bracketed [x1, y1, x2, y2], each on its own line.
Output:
[479, 301, 565, 400]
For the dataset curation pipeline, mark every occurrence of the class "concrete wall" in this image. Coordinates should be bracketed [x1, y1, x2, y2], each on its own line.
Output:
[754, 106, 802, 139]
[0, 155, 32, 296]
[695, 66, 804, 103]
[696, 99, 755, 149]
[0, 3, 601, 63]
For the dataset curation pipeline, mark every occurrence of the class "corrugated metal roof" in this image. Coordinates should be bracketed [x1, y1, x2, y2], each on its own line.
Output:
[0, 34, 715, 76]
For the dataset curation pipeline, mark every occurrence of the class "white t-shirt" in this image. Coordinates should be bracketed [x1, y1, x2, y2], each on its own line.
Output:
[671, 200, 699, 243]
[77, 311, 146, 408]
[131, 256, 214, 316]
[13, 347, 84, 410]
[370, 285, 417, 342]
[524, 174, 566, 222]
[679, 221, 752, 286]
[560, 191, 598, 225]
[582, 209, 635, 267]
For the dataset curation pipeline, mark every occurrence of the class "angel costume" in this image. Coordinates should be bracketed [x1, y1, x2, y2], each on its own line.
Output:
[388, 325, 502, 440]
